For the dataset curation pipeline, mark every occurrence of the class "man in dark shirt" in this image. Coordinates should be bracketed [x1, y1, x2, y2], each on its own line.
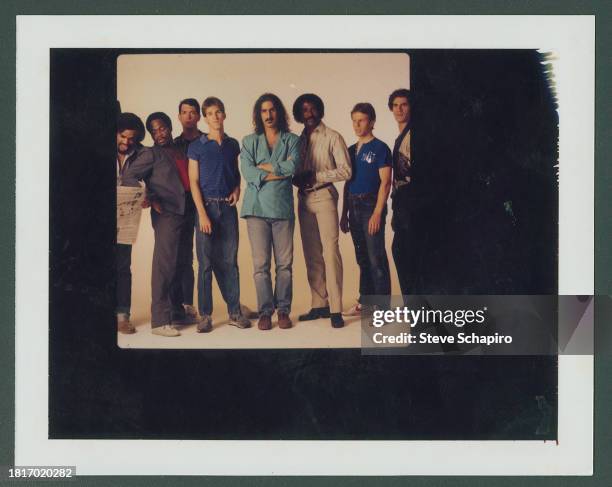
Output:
[116, 112, 145, 334]
[173, 98, 204, 154]
[123, 112, 193, 337]
[388, 88, 420, 297]
[171, 98, 204, 319]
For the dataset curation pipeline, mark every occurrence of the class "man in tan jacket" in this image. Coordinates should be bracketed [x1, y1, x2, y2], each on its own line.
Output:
[292, 93, 352, 328]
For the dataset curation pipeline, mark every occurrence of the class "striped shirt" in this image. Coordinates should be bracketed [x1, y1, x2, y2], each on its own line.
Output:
[297, 122, 352, 187]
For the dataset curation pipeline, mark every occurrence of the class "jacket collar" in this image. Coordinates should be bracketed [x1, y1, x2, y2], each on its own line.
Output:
[301, 121, 326, 139]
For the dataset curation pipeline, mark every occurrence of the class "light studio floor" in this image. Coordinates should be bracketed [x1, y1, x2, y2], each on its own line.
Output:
[118, 313, 363, 349]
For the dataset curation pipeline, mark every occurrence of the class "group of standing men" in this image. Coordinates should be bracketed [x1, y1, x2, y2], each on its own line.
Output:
[116, 88, 414, 337]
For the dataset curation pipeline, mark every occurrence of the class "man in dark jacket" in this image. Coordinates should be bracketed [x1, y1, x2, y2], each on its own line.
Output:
[171, 98, 203, 321]
[123, 112, 193, 337]
[388, 89, 421, 297]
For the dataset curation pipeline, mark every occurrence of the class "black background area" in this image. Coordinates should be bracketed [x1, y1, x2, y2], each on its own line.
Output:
[49, 49, 558, 439]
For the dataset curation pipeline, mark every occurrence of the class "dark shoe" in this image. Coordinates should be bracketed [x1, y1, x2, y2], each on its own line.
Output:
[229, 313, 251, 329]
[277, 311, 292, 329]
[258, 314, 272, 331]
[330, 313, 345, 328]
[240, 303, 260, 320]
[183, 304, 199, 321]
[172, 312, 198, 326]
[196, 315, 213, 333]
[117, 319, 136, 334]
[298, 306, 330, 321]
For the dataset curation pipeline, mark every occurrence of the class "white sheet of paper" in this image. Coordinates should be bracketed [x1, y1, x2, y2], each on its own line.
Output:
[116, 185, 145, 245]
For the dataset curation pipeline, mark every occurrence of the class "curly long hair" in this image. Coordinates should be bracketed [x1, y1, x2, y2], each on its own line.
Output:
[252, 93, 290, 134]
[117, 112, 145, 143]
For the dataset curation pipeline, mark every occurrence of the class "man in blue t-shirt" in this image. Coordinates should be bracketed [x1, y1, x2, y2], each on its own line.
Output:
[340, 103, 393, 314]
[187, 97, 251, 332]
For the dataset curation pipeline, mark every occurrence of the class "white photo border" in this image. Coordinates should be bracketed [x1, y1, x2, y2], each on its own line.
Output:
[15, 15, 594, 475]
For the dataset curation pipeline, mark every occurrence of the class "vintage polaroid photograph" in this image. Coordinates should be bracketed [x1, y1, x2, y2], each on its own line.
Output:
[15, 15, 594, 476]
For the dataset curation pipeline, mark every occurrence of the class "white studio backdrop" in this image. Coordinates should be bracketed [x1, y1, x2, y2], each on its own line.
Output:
[117, 53, 410, 332]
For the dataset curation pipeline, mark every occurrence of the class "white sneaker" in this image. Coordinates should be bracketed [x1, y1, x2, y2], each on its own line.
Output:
[342, 302, 362, 316]
[152, 325, 181, 337]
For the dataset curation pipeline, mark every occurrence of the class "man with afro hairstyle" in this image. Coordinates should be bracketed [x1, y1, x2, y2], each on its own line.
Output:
[292, 93, 352, 329]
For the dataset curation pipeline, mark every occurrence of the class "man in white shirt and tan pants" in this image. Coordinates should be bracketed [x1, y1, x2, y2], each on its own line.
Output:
[292, 93, 352, 328]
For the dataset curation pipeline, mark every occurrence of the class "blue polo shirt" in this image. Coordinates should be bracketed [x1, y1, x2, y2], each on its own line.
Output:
[187, 134, 241, 198]
[347, 137, 392, 194]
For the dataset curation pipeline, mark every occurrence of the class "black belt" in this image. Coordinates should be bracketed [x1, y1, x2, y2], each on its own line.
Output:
[301, 182, 333, 195]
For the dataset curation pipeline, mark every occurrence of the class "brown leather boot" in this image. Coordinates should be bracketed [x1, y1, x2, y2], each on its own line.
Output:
[117, 319, 136, 334]
[278, 312, 292, 329]
[258, 314, 272, 331]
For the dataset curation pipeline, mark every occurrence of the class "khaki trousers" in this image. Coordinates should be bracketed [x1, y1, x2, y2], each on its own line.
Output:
[298, 186, 343, 313]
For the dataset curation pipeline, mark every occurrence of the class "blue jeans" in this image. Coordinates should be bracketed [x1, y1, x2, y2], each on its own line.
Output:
[348, 194, 391, 307]
[195, 201, 241, 316]
[246, 217, 294, 316]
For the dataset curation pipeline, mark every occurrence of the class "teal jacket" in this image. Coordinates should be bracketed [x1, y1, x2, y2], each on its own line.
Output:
[240, 131, 301, 220]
